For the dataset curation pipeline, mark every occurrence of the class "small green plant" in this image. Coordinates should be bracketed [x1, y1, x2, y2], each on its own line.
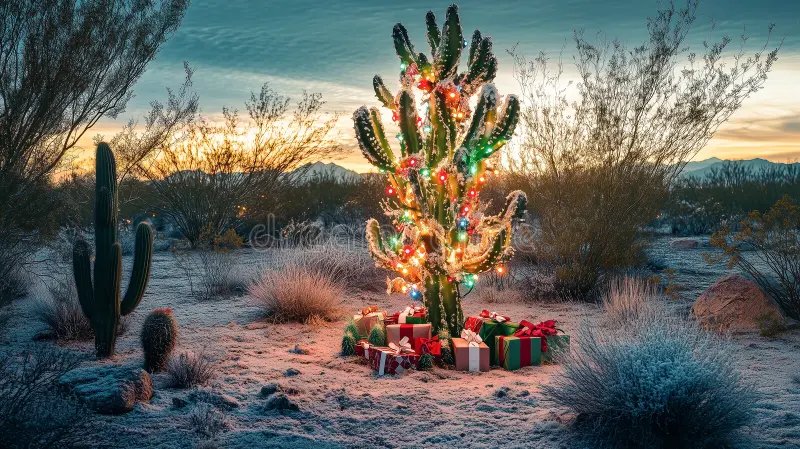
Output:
[73, 143, 153, 358]
[367, 323, 386, 347]
[341, 320, 360, 356]
[141, 308, 179, 372]
[754, 311, 787, 338]
[437, 329, 454, 365]
[417, 352, 434, 371]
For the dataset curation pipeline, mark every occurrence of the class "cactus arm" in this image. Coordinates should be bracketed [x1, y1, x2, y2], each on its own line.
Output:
[425, 11, 441, 55]
[369, 107, 395, 163]
[488, 94, 520, 150]
[397, 90, 420, 157]
[354, 107, 394, 171]
[365, 219, 395, 269]
[72, 238, 94, 321]
[373, 75, 396, 111]
[467, 30, 482, 67]
[436, 4, 463, 80]
[392, 23, 417, 67]
[464, 84, 498, 150]
[462, 228, 508, 273]
[121, 222, 154, 316]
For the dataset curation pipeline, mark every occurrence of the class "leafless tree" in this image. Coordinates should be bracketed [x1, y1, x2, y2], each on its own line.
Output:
[141, 84, 343, 245]
[509, 0, 781, 297]
[0, 0, 189, 295]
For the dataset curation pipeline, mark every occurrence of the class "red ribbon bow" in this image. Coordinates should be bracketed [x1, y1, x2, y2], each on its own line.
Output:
[479, 310, 510, 323]
[414, 335, 441, 357]
[515, 320, 559, 352]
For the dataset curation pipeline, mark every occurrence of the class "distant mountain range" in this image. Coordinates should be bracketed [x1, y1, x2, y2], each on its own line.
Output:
[295, 158, 800, 183]
[680, 158, 799, 178]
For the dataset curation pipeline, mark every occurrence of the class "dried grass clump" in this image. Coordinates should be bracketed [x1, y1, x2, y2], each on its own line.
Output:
[248, 264, 344, 323]
[31, 281, 93, 341]
[602, 276, 659, 328]
[189, 403, 228, 439]
[166, 352, 217, 389]
[265, 242, 386, 292]
[477, 287, 524, 304]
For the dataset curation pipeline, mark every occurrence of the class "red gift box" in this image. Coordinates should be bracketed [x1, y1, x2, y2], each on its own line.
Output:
[386, 323, 432, 347]
[367, 346, 420, 375]
[355, 340, 373, 359]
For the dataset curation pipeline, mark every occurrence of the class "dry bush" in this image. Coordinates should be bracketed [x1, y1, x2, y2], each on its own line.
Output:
[477, 287, 524, 305]
[0, 346, 93, 448]
[709, 195, 800, 319]
[602, 276, 659, 329]
[249, 265, 344, 323]
[189, 403, 229, 439]
[166, 351, 217, 389]
[174, 228, 244, 301]
[31, 280, 93, 341]
[264, 242, 386, 292]
[544, 307, 757, 447]
[142, 84, 343, 246]
[509, 1, 780, 298]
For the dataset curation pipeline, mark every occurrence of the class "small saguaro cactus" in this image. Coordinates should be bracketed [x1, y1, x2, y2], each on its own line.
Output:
[73, 142, 154, 358]
[354, 4, 527, 337]
[141, 308, 178, 372]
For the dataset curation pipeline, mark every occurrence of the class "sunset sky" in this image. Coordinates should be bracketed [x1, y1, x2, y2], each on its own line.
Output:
[84, 0, 800, 172]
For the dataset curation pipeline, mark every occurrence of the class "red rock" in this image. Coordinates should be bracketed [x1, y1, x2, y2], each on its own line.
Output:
[693, 275, 786, 331]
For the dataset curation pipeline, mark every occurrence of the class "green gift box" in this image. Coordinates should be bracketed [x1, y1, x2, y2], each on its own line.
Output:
[541, 335, 570, 363]
[404, 315, 427, 324]
[495, 335, 542, 370]
[464, 316, 519, 366]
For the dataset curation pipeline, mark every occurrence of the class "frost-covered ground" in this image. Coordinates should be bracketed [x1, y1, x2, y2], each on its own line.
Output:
[2, 236, 799, 448]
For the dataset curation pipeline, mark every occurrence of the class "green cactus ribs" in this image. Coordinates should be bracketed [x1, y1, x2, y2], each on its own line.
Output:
[141, 308, 178, 372]
[73, 142, 154, 358]
[356, 4, 527, 337]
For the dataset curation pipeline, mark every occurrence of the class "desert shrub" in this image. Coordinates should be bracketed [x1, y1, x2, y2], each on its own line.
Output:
[265, 242, 386, 291]
[509, 1, 779, 298]
[664, 163, 800, 235]
[754, 311, 787, 338]
[32, 280, 93, 341]
[0, 346, 93, 448]
[544, 308, 756, 448]
[249, 265, 344, 323]
[602, 276, 659, 328]
[189, 403, 229, 439]
[709, 195, 800, 319]
[175, 227, 244, 301]
[166, 351, 217, 389]
[477, 287, 523, 304]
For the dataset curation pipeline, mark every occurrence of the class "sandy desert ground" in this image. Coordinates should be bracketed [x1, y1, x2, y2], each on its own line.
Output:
[2, 236, 799, 449]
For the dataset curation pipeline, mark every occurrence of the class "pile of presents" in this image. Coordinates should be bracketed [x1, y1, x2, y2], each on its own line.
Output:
[348, 305, 570, 376]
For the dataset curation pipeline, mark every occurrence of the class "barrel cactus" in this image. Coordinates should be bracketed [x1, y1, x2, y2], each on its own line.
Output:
[354, 4, 526, 336]
[73, 142, 154, 358]
[141, 308, 178, 372]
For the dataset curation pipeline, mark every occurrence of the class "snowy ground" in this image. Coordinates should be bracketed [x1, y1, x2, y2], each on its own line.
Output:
[2, 236, 800, 448]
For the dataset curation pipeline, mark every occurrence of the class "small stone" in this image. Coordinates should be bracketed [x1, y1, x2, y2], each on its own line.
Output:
[172, 397, 189, 409]
[284, 368, 301, 377]
[264, 393, 299, 412]
[235, 361, 249, 369]
[259, 383, 281, 397]
[494, 387, 510, 398]
[289, 344, 310, 355]
[188, 388, 241, 410]
[245, 322, 269, 330]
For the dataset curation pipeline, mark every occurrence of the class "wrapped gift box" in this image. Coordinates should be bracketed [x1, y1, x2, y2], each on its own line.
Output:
[464, 312, 519, 366]
[451, 337, 490, 372]
[391, 305, 427, 324]
[386, 323, 432, 347]
[541, 335, 571, 363]
[355, 340, 373, 359]
[495, 335, 542, 370]
[367, 346, 420, 376]
[353, 306, 388, 338]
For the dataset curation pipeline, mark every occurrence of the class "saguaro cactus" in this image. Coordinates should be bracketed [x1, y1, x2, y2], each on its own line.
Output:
[355, 4, 527, 337]
[73, 142, 154, 358]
